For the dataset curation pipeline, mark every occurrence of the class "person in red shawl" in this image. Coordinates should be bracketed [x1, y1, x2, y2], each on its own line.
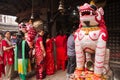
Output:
[33, 20, 46, 80]
[44, 32, 55, 75]
[0, 33, 4, 79]
[54, 30, 67, 71]
[2, 31, 14, 80]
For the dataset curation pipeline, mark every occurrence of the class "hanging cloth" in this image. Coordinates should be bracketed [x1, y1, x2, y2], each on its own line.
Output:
[14, 40, 28, 75]
[14, 43, 18, 71]
[22, 40, 28, 75]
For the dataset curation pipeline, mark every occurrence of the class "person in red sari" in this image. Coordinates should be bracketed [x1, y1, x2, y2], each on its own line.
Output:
[54, 31, 67, 71]
[0, 33, 4, 79]
[2, 31, 14, 80]
[44, 32, 55, 75]
[34, 21, 46, 80]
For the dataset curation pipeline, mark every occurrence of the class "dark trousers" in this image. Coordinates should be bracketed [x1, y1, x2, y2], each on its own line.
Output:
[67, 56, 76, 74]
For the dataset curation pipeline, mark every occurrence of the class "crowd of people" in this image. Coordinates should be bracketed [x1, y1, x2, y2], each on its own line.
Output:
[0, 20, 78, 80]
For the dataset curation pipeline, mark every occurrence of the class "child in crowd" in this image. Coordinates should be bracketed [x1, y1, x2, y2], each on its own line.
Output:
[34, 20, 46, 80]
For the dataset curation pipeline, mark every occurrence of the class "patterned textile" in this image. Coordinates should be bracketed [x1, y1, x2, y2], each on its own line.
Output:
[0, 56, 4, 77]
[2, 39, 14, 65]
[36, 64, 46, 79]
[35, 36, 46, 79]
[45, 39, 55, 75]
[0, 43, 4, 77]
[35, 36, 43, 65]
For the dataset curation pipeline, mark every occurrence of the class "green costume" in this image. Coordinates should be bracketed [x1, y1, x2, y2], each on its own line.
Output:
[14, 40, 29, 80]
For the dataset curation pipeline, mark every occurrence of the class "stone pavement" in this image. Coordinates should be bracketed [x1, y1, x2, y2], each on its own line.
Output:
[13, 70, 66, 80]
[8, 68, 120, 80]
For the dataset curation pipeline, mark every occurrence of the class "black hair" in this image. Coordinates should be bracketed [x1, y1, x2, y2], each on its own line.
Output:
[45, 31, 51, 38]
[71, 24, 78, 33]
[43, 31, 51, 48]
[21, 23, 26, 27]
[16, 31, 25, 44]
[4, 31, 11, 35]
[0, 33, 3, 38]
[57, 30, 64, 36]
[16, 31, 24, 38]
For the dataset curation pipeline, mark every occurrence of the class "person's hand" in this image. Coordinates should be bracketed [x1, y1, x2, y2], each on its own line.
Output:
[43, 52, 46, 57]
[12, 45, 15, 48]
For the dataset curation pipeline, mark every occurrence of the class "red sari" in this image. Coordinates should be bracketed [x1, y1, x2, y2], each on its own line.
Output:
[35, 36, 45, 79]
[2, 40, 14, 65]
[45, 39, 55, 75]
[0, 42, 4, 77]
[55, 35, 67, 71]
